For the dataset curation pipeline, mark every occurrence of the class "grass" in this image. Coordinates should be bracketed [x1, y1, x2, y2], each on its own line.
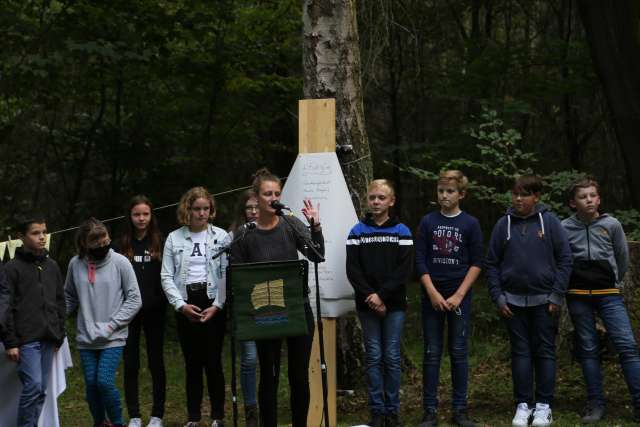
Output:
[58, 283, 640, 426]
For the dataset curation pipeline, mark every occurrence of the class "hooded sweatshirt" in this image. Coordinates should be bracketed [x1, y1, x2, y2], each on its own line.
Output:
[562, 213, 629, 295]
[346, 214, 414, 312]
[485, 204, 572, 308]
[1, 247, 65, 348]
[65, 249, 142, 350]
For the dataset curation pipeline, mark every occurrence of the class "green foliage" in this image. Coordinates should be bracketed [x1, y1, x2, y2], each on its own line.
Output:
[613, 209, 640, 241]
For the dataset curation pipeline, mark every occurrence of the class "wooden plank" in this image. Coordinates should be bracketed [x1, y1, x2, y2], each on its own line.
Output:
[308, 318, 337, 427]
[299, 99, 336, 153]
[298, 98, 337, 427]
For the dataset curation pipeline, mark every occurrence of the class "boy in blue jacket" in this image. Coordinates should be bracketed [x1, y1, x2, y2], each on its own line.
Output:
[562, 177, 640, 424]
[486, 175, 572, 427]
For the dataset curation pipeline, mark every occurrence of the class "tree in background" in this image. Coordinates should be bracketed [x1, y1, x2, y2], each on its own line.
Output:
[302, 0, 372, 387]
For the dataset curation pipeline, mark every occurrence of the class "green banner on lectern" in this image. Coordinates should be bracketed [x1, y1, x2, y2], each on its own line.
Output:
[228, 260, 310, 341]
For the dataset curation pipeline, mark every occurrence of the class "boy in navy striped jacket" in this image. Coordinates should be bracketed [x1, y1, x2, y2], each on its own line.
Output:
[346, 179, 413, 427]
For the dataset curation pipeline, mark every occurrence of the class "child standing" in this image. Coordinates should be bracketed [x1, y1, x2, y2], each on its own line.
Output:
[229, 189, 260, 427]
[118, 196, 167, 427]
[0, 263, 8, 335]
[1, 215, 66, 427]
[562, 177, 640, 423]
[415, 171, 483, 427]
[346, 179, 413, 427]
[486, 175, 572, 427]
[161, 187, 229, 427]
[65, 218, 142, 427]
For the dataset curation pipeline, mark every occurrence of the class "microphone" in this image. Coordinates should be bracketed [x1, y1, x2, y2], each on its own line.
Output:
[241, 221, 257, 231]
[269, 200, 290, 211]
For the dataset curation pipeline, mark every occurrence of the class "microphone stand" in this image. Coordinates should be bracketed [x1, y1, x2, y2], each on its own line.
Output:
[211, 225, 253, 427]
[276, 209, 330, 427]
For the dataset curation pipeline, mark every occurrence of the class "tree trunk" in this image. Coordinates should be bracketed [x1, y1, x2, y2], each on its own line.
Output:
[576, 0, 640, 208]
[302, 0, 372, 388]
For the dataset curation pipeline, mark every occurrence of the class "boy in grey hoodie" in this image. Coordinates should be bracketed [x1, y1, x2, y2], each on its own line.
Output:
[65, 218, 141, 427]
[562, 177, 640, 424]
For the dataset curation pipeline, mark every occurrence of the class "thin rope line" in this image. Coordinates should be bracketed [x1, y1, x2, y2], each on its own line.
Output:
[341, 153, 370, 166]
[44, 178, 288, 237]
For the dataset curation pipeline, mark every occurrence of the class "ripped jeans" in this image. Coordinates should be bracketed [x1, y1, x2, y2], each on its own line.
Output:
[421, 289, 472, 411]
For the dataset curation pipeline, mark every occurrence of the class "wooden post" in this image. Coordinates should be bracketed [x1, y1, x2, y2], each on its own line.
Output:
[299, 98, 337, 427]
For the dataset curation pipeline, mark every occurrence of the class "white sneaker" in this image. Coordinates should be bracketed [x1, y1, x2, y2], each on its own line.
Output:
[147, 417, 163, 427]
[128, 419, 142, 427]
[512, 403, 533, 427]
[532, 403, 553, 427]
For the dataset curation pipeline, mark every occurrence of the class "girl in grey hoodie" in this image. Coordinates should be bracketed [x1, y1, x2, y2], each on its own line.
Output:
[65, 218, 141, 427]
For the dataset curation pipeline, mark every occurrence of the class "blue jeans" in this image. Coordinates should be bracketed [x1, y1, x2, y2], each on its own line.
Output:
[568, 295, 640, 407]
[421, 291, 471, 411]
[240, 340, 258, 407]
[17, 341, 54, 427]
[79, 346, 125, 425]
[358, 309, 405, 416]
[506, 304, 558, 405]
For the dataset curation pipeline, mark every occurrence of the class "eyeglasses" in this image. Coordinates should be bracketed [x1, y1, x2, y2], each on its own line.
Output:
[245, 205, 259, 212]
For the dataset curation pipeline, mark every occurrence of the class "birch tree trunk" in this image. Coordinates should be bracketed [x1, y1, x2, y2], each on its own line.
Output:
[302, 0, 372, 388]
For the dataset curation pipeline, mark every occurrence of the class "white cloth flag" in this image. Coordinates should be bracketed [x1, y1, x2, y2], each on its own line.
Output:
[0, 338, 73, 427]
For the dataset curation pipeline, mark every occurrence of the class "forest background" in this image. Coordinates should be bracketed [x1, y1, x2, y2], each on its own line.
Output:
[2, 1, 640, 425]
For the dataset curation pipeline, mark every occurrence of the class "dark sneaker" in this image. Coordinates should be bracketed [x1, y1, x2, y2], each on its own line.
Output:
[580, 401, 604, 424]
[419, 408, 438, 427]
[452, 409, 476, 427]
[385, 413, 403, 427]
[245, 404, 259, 427]
[366, 414, 385, 427]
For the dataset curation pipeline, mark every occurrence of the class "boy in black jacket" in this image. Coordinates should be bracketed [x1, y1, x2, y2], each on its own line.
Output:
[0, 263, 9, 333]
[1, 215, 65, 427]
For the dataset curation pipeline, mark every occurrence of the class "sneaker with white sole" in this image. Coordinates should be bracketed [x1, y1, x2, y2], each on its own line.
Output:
[512, 403, 533, 427]
[128, 419, 142, 427]
[531, 403, 553, 427]
[146, 417, 163, 427]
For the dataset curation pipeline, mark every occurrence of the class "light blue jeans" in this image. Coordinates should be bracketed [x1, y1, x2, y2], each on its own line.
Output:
[358, 310, 406, 416]
[241, 340, 258, 407]
[17, 341, 54, 427]
[568, 295, 640, 407]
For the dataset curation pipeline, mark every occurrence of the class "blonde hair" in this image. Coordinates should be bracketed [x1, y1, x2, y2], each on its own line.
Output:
[367, 179, 395, 197]
[438, 170, 469, 193]
[176, 186, 216, 226]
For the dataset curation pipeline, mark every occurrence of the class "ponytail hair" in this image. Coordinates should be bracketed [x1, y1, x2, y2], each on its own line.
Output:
[252, 167, 281, 195]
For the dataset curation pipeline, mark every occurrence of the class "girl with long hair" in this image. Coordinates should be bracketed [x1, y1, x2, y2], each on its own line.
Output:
[228, 190, 260, 427]
[118, 196, 166, 427]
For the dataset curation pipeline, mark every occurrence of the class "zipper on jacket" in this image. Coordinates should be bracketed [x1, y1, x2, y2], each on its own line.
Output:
[585, 223, 591, 260]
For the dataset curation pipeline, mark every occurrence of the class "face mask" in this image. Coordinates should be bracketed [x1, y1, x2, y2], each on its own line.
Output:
[88, 245, 110, 260]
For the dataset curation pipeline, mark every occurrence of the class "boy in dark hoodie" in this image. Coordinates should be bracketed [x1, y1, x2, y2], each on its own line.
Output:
[486, 175, 572, 427]
[346, 179, 413, 427]
[562, 177, 640, 424]
[1, 215, 65, 427]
